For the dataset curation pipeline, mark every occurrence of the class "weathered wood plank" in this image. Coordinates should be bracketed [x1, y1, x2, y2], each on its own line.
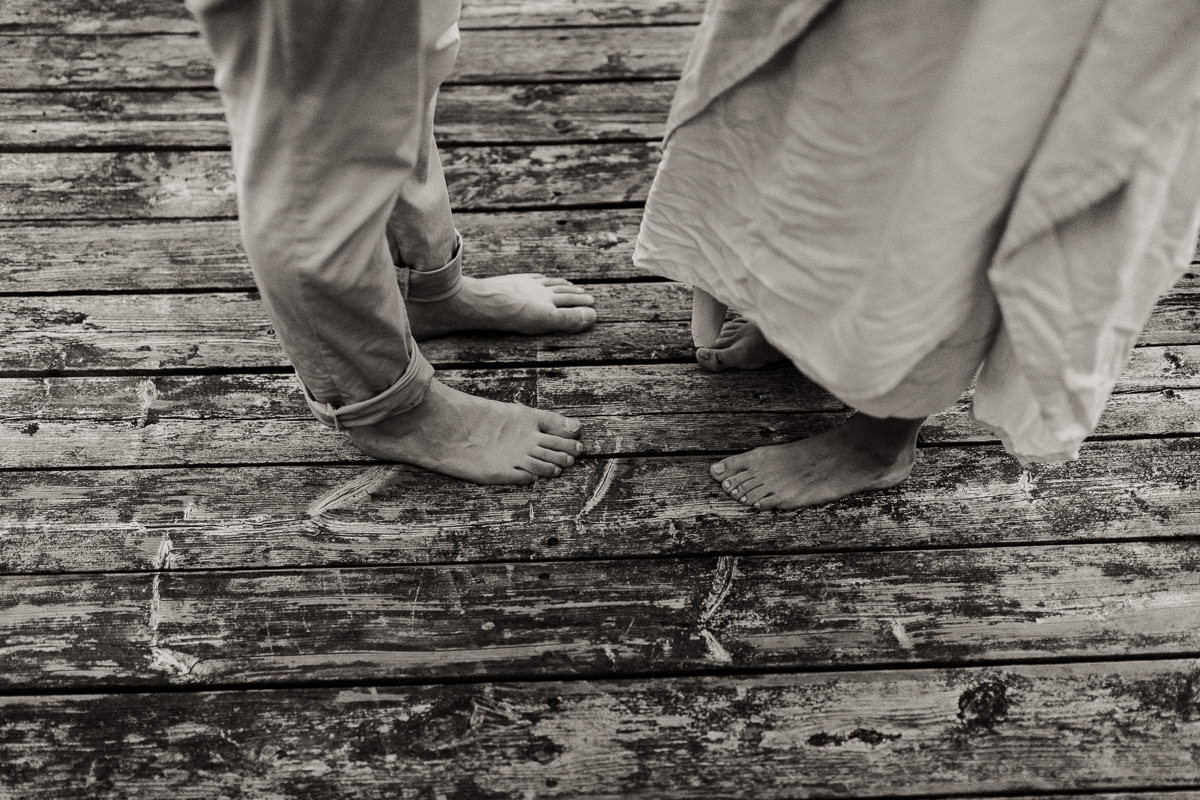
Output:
[0, 211, 646, 292]
[2, 438, 1197, 574]
[0, 28, 691, 90]
[0, 283, 690, 371]
[0, 82, 672, 148]
[3, 285, 1197, 374]
[5, 543, 1200, 688]
[0, 0, 704, 35]
[1, 354, 1198, 468]
[0, 144, 659, 219]
[4, 226, 1197, 299]
[3, 660, 1200, 798]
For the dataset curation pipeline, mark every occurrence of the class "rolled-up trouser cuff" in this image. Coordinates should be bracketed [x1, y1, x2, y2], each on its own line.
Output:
[405, 229, 464, 302]
[302, 344, 435, 430]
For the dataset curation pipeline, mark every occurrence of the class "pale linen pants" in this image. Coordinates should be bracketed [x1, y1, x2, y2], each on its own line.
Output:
[188, 0, 465, 428]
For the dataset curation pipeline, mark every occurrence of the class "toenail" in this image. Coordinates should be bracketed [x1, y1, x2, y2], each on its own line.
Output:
[566, 456, 574, 465]
[553, 467, 561, 476]
[697, 349, 711, 360]
[723, 480, 731, 489]
[712, 463, 726, 475]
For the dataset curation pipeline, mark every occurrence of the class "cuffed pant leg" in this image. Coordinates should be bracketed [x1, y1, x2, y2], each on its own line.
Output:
[387, 1, 464, 284]
[189, 0, 435, 425]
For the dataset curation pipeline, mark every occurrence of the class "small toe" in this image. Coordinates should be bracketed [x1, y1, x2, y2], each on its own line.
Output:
[530, 445, 574, 468]
[722, 471, 757, 495]
[508, 468, 539, 486]
[743, 485, 774, 506]
[520, 456, 562, 479]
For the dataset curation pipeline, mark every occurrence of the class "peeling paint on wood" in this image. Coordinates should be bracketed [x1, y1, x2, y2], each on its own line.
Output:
[0, 82, 674, 148]
[0, 143, 661, 219]
[0, 210, 647, 292]
[2, 439, 1197, 574]
[0, 0, 704, 34]
[3, 661, 1200, 797]
[0, 28, 692, 89]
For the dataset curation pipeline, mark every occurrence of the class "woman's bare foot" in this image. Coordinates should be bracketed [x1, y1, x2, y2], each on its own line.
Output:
[348, 379, 585, 485]
[696, 317, 787, 372]
[407, 274, 596, 340]
[710, 413, 924, 509]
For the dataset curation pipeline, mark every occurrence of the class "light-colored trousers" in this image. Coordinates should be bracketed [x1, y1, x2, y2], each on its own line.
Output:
[187, 0, 465, 428]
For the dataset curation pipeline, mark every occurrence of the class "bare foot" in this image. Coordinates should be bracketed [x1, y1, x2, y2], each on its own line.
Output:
[710, 413, 924, 509]
[408, 274, 597, 340]
[696, 317, 787, 372]
[348, 379, 584, 484]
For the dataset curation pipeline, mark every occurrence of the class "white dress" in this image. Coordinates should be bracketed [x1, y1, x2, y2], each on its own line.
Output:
[635, 0, 1200, 462]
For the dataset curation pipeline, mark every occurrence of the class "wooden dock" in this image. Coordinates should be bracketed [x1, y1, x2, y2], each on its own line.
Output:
[3, 2, 1200, 797]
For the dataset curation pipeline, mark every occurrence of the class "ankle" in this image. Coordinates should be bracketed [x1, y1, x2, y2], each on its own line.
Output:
[843, 413, 923, 464]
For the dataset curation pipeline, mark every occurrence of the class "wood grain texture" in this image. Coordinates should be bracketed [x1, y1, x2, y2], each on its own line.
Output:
[5, 543, 1200, 688]
[0, 144, 659, 219]
[1, 351, 1198, 468]
[0, 0, 704, 34]
[3, 284, 1196, 374]
[0, 82, 673, 148]
[3, 660, 1200, 798]
[3, 438, 1197, 574]
[3, 227, 1196, 298]
[0, 282, 689, 372]
[0, 211, 647, 292]
[0, 28, 691, 90]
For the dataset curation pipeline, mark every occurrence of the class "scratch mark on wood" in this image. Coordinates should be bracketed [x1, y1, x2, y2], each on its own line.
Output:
[890, 618, 915, 651]
[149, 646, 200, 677]
[602, 644, 619, 667]
[147, 530, 200, 677]
[576, 458, 620, 522]
[700, 555, 737, 624]
[694, 555, 738, 664]
[134, 376, 157, 428]
[1017, 469, 1041, 502]
[699, 628, 732, 664]
[152, 532, 175, 570]
[307, 465, 395, 518]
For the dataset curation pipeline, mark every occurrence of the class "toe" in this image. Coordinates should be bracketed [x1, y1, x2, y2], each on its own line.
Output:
[722, 471, 756, 496]
[550, 283, 588, 293]
[711, 453, 753, 481]
[552, 292, 596, 308]
[520, 456, 562, 479]
[538, 433, 585, 455]
[552, 306, 597, 332]
[536, 411, 583, 439]
[743, 484, 774, 506]
[696, 347, 729, 372]
[530, 445, 574, 468]
[507, 468, 539, 486]
[539, 277, 570, 286]
[732, 478, 765, 504]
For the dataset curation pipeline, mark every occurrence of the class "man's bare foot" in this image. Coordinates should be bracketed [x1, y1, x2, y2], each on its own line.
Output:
[696, 317, 787, 372]
[348, 379, 585, 485]
[710, 413, 924, 509]
[407, 274, 597, 340]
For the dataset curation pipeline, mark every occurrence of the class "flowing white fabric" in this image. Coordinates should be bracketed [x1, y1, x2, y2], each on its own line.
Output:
[635, 0, 1200, 462]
